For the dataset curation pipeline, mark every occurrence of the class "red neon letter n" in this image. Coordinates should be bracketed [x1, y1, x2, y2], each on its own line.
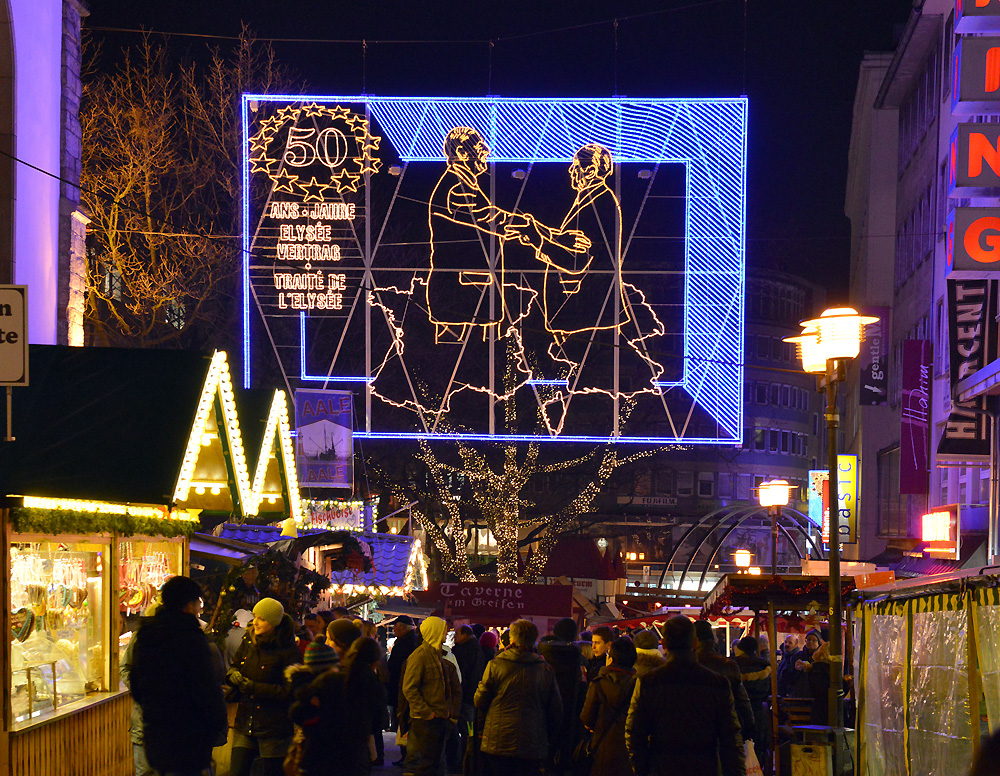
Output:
[969, 132, 1000, 177]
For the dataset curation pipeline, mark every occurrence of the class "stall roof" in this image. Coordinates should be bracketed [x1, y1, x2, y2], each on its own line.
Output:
[702, 574, 856, 617]
[853, 566, 1000, 601]
[331, 533, 417, 589]
[1, 345, 212, 504]
[889, 537, 988, 578]
[190, 533, 268, 565]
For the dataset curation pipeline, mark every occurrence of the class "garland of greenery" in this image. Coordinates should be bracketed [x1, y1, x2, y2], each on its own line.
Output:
[10, 507, 199, 538]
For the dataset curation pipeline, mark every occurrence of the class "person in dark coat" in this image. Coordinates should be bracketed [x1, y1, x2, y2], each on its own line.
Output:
[733, 635, 773, 761]
[693, 619, 755, 741]
[788, 630, 822, 700]
[479, 630, 498, 664]
[625, 615, 744, 776]
[388, 617, 420, 729]
[581, 637, 637, 776]
[227, 597, 302, 776]
[586, 626, 614, 682]
[449, 624, 485, 771]
[130, 576, 228, 776]
[475, 619, 563, 776]
[286, 639, 341, 776]
[539, 617, 586, 774]
[776, 634, 800, 697]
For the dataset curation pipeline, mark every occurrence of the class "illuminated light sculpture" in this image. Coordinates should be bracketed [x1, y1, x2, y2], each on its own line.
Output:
[173, 351, 301, 523]
[243, 96, 747, 444]
[21, 496, 198, 521]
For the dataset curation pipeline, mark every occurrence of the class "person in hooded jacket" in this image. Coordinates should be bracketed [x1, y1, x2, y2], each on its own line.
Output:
[475, 619, 563, 776]
[631, 630, 666, 679]
[130, 576, 228, 776]
[227, 597, 302, 776]
[580, 637, 638, 776]
[539, 617, 586, 774]
[403, 616, 462, 776]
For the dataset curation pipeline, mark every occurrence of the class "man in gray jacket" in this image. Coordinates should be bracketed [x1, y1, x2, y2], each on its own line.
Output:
[475, 619, 563, 776]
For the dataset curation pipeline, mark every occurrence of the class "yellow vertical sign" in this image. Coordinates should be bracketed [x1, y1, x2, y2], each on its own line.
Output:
[820, 455, 858, 545]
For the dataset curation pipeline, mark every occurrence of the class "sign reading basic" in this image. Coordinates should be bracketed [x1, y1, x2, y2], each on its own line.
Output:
[0, 285, 27, 386]
[413, 582, 573, 625]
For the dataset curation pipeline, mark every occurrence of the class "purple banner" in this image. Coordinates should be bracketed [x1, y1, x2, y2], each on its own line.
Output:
[900, 340, 931, 495]
[295, 389, 353, 488]
[859, 306, 889, 405]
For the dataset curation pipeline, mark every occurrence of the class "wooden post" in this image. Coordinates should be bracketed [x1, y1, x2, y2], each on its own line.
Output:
[968, 591, 982, 754]
[769, 599, 780, 776]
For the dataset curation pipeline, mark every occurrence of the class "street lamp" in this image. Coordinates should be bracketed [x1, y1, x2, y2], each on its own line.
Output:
[784, 306, 878, 730]
[733, 549, 752, 569]
[759, 479, 792, 575]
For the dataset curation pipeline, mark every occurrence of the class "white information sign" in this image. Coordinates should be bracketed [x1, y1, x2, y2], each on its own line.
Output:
[0, 285, 27, 386]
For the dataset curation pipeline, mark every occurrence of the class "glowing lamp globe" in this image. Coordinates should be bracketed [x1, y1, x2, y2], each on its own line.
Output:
[733, 549, 752, 568]
[784, 330, 827, 374]
[759, 479, 792, 508]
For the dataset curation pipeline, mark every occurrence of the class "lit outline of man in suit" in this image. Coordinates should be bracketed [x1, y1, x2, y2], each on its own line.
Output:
[515, 143, 664, 417]
[425, 126, 590, 343]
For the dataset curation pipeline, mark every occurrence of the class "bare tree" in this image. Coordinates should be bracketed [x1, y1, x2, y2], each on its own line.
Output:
[81, 29, 293, 347]
[373, 398, 658, 583]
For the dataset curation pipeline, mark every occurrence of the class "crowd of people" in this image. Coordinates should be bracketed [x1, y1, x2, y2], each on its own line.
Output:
[124, 575, 851, 776]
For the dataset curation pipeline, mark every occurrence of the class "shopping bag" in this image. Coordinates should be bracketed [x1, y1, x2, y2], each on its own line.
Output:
[745, 740, 764, 776]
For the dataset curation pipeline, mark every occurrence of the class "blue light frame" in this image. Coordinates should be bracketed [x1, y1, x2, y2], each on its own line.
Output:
[243, 95, 746, 445]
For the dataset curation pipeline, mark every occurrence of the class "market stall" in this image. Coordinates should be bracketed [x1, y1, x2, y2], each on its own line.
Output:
[852, 569, 1000, 776]
[0, 345, 301, 776]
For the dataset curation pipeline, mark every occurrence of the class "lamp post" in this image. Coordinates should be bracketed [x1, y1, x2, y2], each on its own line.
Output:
[784, 306, 877, 730]
[759, 479, 792, 576]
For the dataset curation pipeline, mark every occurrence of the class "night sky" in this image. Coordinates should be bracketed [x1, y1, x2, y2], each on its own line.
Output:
[84, 0, 913, 301]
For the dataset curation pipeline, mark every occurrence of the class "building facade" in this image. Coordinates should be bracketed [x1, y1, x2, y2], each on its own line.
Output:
[0, 0, 88, 346]
[845, 1, 996, 567]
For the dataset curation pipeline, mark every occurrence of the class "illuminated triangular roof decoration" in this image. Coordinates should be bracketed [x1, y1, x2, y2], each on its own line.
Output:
[248, 390, 303, 522]
[173, 351, 302, 521]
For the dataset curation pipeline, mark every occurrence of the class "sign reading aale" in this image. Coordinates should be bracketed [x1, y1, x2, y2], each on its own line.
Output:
[0, 285, 27, 386]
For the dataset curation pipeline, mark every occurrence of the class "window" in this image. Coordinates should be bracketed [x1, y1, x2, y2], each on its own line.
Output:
[782, 385, 791, 408]
[754, 429, 766, 451]
[697, 472, 715, 498]
[676, 471, 694, 497]
[756, 336, 769, 360]
[736, 474, 752, 500]
[781, 431, 790, 453]
[756, 383, 769, 405]
[768, 430, 779, 453]
[656, 470, 674, 495]
[717, 473, 734, 498]
[770, 384, 780, 406]
[771, 337, 783, 360]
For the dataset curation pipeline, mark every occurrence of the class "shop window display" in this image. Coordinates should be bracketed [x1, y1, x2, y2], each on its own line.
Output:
[117, 539, 183, 659]
[10, 540, 108, 722]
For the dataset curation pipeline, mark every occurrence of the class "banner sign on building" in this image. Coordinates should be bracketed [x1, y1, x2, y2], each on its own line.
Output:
[859, 306, 889, 405]
[949, 124, 1000, 195]
[0, 285, 28, 386]
[242, 95, 747, 445]
[938, 279, 998, 462]
[806, 456, 858, 545]
[945, 207, 1000, 275]
[952, 37, 1000, 114]
[294, 389, 353, 488]
[900, 340, 931, 495]
[956, 1, 1000, 34]
[413, 581, 573, 625]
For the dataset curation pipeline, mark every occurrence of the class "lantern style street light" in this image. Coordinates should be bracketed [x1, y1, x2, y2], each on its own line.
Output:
[784, 306, 878, 730]
[733, 549, 752, 569]
[758, 479, 792, 576]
